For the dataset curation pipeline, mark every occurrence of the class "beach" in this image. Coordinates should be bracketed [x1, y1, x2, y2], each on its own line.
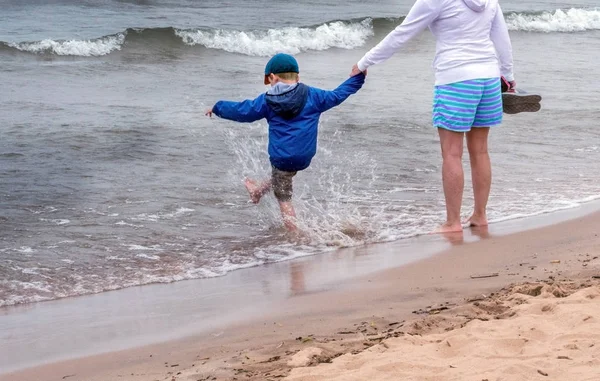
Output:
[1, 1, 600, 379]
[2, 208, 599, 380]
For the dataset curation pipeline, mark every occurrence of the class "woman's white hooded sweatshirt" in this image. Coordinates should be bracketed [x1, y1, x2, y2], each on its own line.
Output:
[357, 0, 514, 85]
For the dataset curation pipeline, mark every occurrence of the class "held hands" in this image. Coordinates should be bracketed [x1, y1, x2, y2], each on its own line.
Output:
[350, 64, 367, 77]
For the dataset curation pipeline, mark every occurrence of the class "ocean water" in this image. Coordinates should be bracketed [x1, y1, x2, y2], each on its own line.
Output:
[1, 0, 599, 307]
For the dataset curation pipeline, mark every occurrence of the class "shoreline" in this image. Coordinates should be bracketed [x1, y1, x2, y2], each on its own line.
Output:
[3, 197, 599, 312]
[1, 203, 600, 379]
[3, 197, 599, 309]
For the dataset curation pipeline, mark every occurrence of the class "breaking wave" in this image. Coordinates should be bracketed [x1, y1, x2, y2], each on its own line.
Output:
[0, 8, 597, 57]
[506, 8, 600, 33]
[174, 19, 373, 56]
[6, 33, 125, 56]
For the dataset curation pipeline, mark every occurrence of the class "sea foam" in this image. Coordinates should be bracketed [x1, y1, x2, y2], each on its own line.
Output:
[174, 19, 374, 56]
[507, 8, 600, 33]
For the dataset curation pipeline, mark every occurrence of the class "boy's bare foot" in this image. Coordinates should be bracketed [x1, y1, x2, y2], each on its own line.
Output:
[284, 220, 298, 232]
[244, 178, 261, 204]
[432, 222, 463, 234]
[464, 214, 488, 227]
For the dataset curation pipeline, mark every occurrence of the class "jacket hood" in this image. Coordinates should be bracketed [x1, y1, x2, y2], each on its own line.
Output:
[462, 0, 488, 12]
[265, 83, 309, 120]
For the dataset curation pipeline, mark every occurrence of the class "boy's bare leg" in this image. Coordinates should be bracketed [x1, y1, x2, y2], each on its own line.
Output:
[244, 178, 272, 204]
[278, 201, 297, 231]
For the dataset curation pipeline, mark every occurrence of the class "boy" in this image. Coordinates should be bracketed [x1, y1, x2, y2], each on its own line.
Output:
[206, 53, 365, 231]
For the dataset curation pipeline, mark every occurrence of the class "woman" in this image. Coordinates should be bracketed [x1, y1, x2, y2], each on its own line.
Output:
[351, 0, 515, 233]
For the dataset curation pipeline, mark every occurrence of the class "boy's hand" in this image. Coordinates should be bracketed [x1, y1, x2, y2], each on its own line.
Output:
[205, 108, 213, 117]
[350, 64, 366, 77]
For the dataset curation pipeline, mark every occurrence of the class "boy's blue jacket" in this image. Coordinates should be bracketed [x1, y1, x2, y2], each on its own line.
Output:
[212, 73, 365, 172]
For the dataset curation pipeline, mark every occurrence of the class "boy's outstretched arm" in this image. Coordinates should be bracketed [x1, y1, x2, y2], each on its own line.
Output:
[207, 94, 268, 123]
[312, 72, 366, 113]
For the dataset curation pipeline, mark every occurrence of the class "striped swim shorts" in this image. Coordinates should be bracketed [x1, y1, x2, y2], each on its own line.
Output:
[433, 78, 503, 132]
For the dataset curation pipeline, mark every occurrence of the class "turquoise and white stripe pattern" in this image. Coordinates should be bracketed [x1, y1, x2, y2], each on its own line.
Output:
[433, 78, 503, 132]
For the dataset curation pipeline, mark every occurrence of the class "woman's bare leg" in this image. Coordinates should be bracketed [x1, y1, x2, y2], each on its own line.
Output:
[465, 127, 491, 227]
[437, 128, 465, 233]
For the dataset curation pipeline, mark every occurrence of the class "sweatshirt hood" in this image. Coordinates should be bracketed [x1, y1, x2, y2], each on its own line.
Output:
[265, 83, 309, 120]
[462, 0, 488, 12]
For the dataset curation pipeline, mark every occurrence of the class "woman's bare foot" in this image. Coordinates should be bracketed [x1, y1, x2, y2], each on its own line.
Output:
[464, 214, 488, 227]
[440, 230, 464, 245]
[244, 178, 261, 204]
[432, 222, 463, 234]
[470, 225, 490, 239]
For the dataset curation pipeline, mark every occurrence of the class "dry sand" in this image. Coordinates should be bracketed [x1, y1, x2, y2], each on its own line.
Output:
[286, 281, 600, 381]
[2, 211, 599, 381]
